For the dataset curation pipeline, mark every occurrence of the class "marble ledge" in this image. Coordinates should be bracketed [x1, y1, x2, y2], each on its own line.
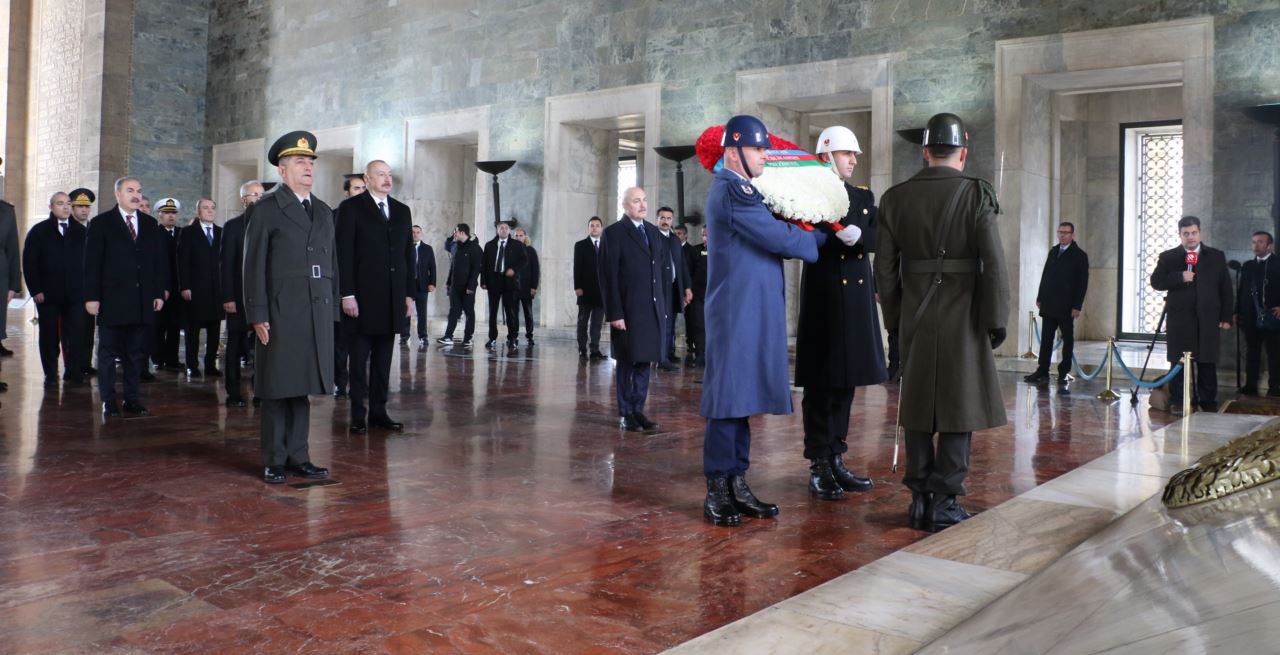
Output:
[661, 606, 920, 655]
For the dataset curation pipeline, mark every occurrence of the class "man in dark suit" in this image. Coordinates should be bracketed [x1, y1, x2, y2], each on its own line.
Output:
[655, 206, 692, 371]
[333, 175, 367, 400]
[1235, 231, 1280, 396]
[1151, 215, 1233, 413]
[601, 187, 671, 432]
[481, 220, 526, 353]
[177, 198, 224, 378]
[573, 216, 606, 360]
[221, 181, 263, 407]
[513, 226, 539, 346]
[70, 189, 99, 376]
[437, 223, 482, 347]
[23, 191, 86, 388]
[401, 225, 436, 348]
[796, 125, 886, 500]
[0, 195, 18, 359]
[1025, 222, 1090, 385]
[152, 200, 182, 373]
[684, 225, 708, 367]
[337, 159, 414, 434]
[244, 130, 335, 484]
[84, 176, 168, 417]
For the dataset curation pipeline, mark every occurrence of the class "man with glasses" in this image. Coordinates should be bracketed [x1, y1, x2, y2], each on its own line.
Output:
[1025, 222, 1089, 386]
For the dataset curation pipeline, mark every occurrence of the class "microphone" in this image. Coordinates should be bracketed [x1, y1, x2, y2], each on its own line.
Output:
[1229, 260, 1242, 271]
[1185, 251, 1198, 272]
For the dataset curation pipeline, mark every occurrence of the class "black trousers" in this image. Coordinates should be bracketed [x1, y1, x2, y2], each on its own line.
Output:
[185, 320, 220, 371]
[516, 292, 535, 338]
[615, 360, 652, 416]
[1170, 361, 1219, 406]
[82, 310, 96, 370]
[577, 304, 604, 354]
[1243, 327, 1280, 392]
[903, 430, 971, 496]
[402, 291, 429, 339]
[35, 301, 84, 381]
[334, 320, 352, 393]
[154, 321, 181, 367]
[98, 324, 146, 404]
[1036, 314, 1075, 378]
[487, 282, 518, 342]
[260, 396, 310, 467]
[444, 288, 476, 339]
[801, 387, 854, 460]
[350, 332, 394, 421]
[224, 326, 250, 399]
[685, 299, 705, 359]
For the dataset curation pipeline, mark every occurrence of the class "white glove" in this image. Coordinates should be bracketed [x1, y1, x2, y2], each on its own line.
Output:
[835, 224, 862, 246]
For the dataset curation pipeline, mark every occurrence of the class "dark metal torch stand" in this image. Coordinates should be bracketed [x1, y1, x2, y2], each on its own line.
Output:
[474, 160, 517, 227]
[653, 145, 698, 225]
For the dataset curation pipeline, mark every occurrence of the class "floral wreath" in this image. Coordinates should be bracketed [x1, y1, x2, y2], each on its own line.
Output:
[695, 125, 849, 232]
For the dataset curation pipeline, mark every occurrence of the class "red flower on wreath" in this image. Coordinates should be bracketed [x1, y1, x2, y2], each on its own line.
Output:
[694, 125, 803, 173]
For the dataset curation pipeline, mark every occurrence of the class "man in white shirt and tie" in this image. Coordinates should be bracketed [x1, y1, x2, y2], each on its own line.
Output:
[401, 225, 436, 348]
[572, 217, 607, 360]
[480, 220, 526, 352]
[177, 198, 224, 378]
[23, 192, 88, 388]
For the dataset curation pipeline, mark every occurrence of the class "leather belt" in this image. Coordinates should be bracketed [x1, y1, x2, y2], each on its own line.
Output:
[902, 259, 982, 274]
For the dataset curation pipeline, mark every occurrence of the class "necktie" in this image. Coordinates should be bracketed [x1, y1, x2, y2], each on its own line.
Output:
[59, 222, 66, 236]
[206, 225, 214, 246]
[594, 239, 599, 253]
[378, 201, 388, 221]
[302, 198, 313, 219]
[637, 223, 649, 249]
[414, 244, 420, 278]
[126, 214, 137, 240]
[496, 241, 505, 272]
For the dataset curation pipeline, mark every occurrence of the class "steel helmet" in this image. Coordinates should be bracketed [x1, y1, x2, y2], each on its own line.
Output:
[814, 125, 862, 155]
[922, 113, 967, 148]
[721, 115, 770, 178]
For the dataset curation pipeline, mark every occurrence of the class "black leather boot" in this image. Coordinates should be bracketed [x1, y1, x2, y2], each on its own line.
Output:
[729, 475, 779, 518]
[908, 491, 929, 530]
[704, 477, 741, 527]
[808, 459, 845, 500]
[925, 494, 973, 533]
[829, 454, 874, 492]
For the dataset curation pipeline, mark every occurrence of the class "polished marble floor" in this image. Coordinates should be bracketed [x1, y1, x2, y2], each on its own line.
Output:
[0, 313, 1175, 654]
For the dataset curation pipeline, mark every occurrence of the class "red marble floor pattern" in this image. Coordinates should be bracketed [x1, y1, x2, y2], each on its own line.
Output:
[0, 323, 1173, 654]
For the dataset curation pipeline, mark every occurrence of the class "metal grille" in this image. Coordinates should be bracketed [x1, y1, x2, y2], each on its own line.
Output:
[1135, 132, 1183, 334]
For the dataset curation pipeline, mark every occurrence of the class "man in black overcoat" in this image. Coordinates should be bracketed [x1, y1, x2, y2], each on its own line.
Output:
[438, 223, 482, 346]
[481, 220, 526, 352]
[1025, 221, 1089, 385]
[220, 180, 263, 407]
[178, 198, 225, 377]
[1234, 230, 1280, 396]
[402, 224, 436, 347]
[1150, 215, 1233, 413]
[69, 189, 99, 376]
[336, 160, 415, 433]
[572, 216, 606, 360]
[600, 186, 670, 432]
[795, 125, 886, 500]
[513, 226, 539, 346]
[152, 200, 182, 372]
[83, 176, 168, 417]
[655, 206, 691, 370]
[333, 175, 367, 399]
[684, 225, 708, 367]
[23, 191, 86, 387]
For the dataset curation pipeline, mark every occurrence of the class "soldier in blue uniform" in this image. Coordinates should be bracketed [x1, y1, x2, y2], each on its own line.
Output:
[795, 125, 886, 500]
[701, 115, 825, 527]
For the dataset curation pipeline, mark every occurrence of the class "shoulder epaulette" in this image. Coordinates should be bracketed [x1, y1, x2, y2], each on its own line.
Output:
[963, 176, 1001, 215]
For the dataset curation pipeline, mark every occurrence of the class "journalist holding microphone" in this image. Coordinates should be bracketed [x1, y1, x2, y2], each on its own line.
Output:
[1150, 215, 1233, 414]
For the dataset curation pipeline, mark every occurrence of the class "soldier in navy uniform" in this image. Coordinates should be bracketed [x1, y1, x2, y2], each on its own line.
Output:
[1235, 231, 1280, 396]
[700, 115, 824, 527]
[795, 125, 886, 500]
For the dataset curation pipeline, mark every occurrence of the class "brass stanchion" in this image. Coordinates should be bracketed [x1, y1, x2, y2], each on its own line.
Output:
[1095, 337, 1120, 402]
[1182, 351, 1195, 414]
[1020, 311, 1037, 359]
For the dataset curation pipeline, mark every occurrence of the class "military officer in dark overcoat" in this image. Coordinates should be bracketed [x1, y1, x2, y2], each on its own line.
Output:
[243, 131, 337, 484]
[875, 113, 1010, 533]
[795, 125, 886, 500]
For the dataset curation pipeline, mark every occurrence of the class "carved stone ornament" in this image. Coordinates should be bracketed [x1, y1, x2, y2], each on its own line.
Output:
[1163, 421, 1280, 509]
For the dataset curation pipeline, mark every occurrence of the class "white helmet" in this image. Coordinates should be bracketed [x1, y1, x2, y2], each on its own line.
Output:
[815, 125, 862, 156]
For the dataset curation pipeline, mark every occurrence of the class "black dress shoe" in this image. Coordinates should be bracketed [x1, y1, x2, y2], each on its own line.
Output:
[694, 357, 706, 367]
[634, 413, 659, 430]
[350, 420, 368, 434]
[225, 397, 247, 408]
[704, 477, 742, 527]
[185, 368, 201, 377]
[485, 339, 496, 351]
[370, 416, 404, 431]
[44, 377, 59, 389]
[830, 454, 874, 492]
[286, 461, 329, 479]
[1201, 401, 1220, 412]
[102, 401, 121, 417]
[206, 367, 222, 377]
[619, 414, 641, 432]
[579, 351, 589, 361]
[121, 401, 150, 416]
[263, 466, 287, 484]
[926, 494, 973, 533]
[525, 336, 535, 346]
[1240, 385, 1260, 396]
[908, 491, 930, 530]
[590, 351, 607, 361]
[252, 397, 262, 407]
[729, 475, 779, 518]
[0, 344, 13, 356]
[1023, 370, 1049, 383]
[808, 459, 846, 500]
[333, 389, 348, 400]
[657, 361, 679, 371]
[83, 366, 98, 375]
[0, 381, 7, 393]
